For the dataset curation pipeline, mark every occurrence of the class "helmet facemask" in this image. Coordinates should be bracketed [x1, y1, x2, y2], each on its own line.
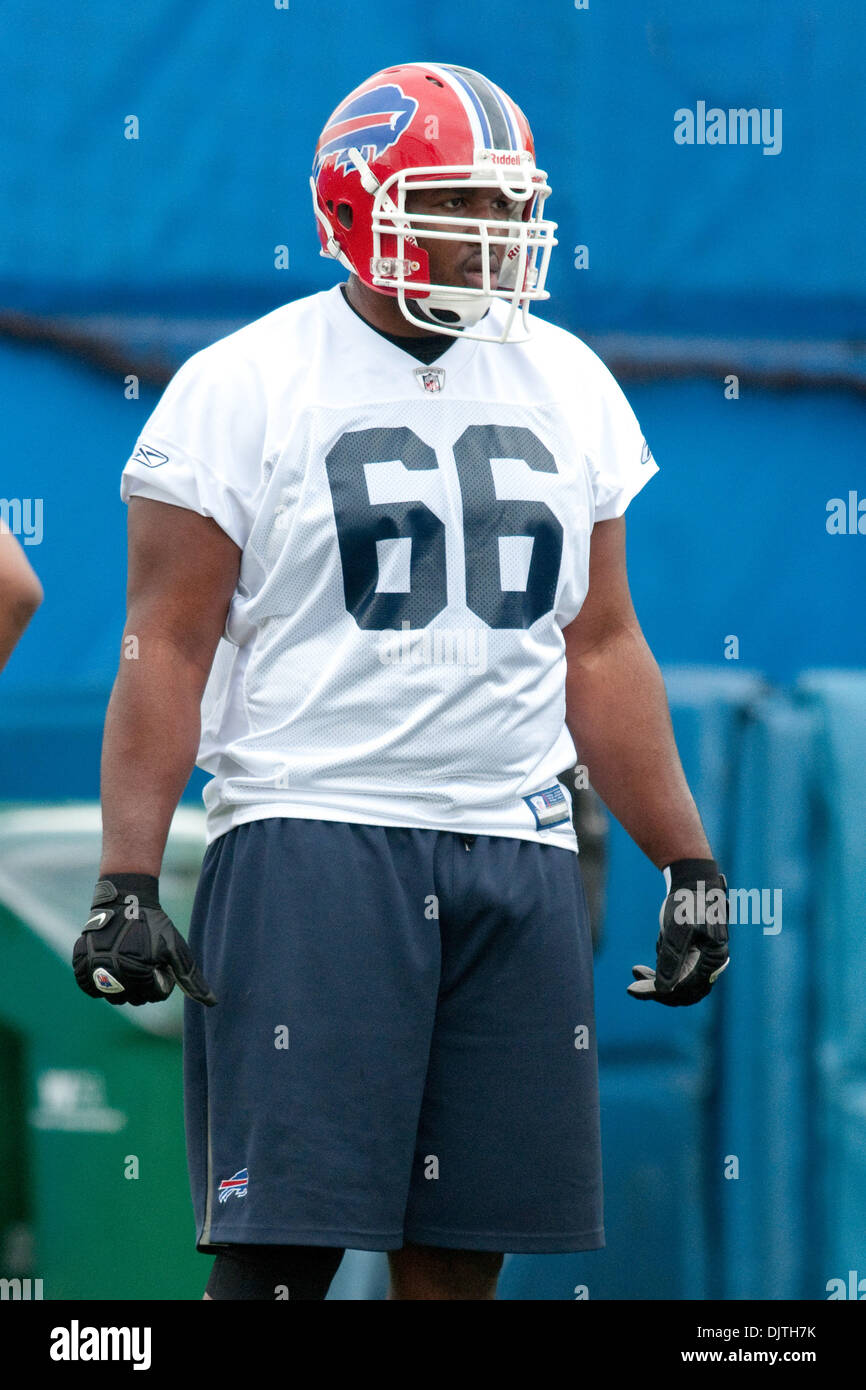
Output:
[348, 147, 557, 343]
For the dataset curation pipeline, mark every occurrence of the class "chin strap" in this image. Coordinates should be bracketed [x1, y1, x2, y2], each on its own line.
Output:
[419, 291, 492, 330]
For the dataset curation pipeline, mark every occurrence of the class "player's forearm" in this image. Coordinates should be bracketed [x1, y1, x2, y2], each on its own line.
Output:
[99, 633, 207, 876]
[564, 624, 713, 869]
[0, 590, 42, 672]
[0, 532, 43, 673]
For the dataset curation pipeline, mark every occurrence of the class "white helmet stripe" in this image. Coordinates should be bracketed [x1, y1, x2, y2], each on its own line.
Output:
[410, 62, 487, 149]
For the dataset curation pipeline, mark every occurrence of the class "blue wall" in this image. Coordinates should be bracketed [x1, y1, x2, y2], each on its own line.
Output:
[2, 1, 864, 336]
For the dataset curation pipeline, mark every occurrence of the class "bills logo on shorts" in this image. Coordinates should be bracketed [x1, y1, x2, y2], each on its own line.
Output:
[314, 84, 418, 176]
[218, 1168, 249, 1203]
[523, 784, 571, 830]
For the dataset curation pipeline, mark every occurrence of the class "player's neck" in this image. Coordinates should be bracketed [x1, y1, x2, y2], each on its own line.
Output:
[342, 275, 443, 340]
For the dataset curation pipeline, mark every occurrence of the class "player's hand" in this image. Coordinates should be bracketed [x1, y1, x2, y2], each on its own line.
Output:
[627, 858, 729, 1007]
[72, 873, 216, 1007]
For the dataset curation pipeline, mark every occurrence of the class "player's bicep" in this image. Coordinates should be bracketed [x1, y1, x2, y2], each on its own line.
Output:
[126, 497, 242, 676]
[0, 523, 43, 613]
[563, 516, 640, 663]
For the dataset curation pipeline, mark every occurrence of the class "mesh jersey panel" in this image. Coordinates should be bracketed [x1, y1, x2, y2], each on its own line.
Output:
[121, 285, 658, 847]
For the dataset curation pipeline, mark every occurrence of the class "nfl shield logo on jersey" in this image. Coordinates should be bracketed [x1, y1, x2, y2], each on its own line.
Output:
[414, 367, 445, 393]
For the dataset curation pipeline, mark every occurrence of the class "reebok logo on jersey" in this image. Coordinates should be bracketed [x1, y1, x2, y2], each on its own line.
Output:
[640, 439, 654, 465]
[133, 444, 169, 468]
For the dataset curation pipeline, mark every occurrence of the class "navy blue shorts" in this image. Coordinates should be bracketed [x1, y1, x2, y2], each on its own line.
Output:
[183, 818, 604, 1254]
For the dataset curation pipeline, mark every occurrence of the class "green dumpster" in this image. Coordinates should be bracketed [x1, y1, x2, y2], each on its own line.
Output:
[0, 803, 207, 1300]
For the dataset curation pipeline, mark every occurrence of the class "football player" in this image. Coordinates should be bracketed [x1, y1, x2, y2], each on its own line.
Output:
[73, 62, 728, 1301]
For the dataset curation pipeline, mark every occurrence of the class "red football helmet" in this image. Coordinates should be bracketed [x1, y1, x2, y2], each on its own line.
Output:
[310, 62, 557, 343]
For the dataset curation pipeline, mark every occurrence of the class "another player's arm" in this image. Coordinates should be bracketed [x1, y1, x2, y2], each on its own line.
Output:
[0, 521, 43, 673]
[99, 496, 241, 875]
[562, 516, 711, 869]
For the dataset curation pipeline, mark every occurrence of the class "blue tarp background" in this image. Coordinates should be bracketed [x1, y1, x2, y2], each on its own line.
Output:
[1, 0, 863, 335]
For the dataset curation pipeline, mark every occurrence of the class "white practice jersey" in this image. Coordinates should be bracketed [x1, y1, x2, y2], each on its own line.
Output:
[121, 284, 658, 850]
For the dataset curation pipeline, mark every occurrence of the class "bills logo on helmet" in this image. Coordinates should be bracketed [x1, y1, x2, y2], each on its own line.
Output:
[314, 84, 418, 176]
[217, 1168, 249, 1203]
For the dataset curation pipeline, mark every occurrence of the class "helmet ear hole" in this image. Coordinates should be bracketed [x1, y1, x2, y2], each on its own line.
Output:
[336, 202, 353, 229]
[326, 199, 334, 213]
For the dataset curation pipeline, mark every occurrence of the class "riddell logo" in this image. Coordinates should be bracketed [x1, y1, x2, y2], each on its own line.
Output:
[479, 149, 525, 167]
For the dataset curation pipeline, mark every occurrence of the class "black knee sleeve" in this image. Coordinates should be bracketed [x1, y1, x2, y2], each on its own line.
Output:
[205, 1243, 345, 1300]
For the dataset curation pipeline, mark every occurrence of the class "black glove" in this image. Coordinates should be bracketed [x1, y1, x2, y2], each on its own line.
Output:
[627, 858, 729, 1007]
[72, 873, 216, 1007]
